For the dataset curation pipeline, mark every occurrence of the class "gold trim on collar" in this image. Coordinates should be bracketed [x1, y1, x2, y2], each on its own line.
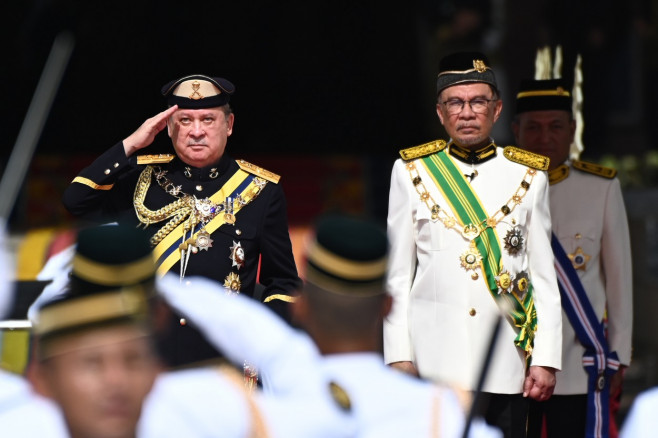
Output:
[72, 177, 114, 191]
[516, 88, 571, 99]
[448, 142, 497, 164]
[548, 164, 570, 185]
[72, 253, 155, 286]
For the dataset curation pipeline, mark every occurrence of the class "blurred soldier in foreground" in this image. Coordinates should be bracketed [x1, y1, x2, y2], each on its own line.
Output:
[512, 78, 632, 438]
[291, 214, 502, 437]
[148, 274, 356, 438]
[619, 386, 658, 437]
[0, 220, 68, 437]
[62, 74, 300, 366]
[28, 225, 160, 438]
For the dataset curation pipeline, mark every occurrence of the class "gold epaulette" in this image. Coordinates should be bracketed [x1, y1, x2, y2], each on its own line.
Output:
[237, 159, 280, 184]
[136, 154, 176, 165]
[572, 160, 617, 179]
[503, 146, 550, 171]
[399, 140, 447, 161]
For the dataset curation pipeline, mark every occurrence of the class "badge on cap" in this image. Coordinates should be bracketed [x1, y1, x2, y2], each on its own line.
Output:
[473, 59, 487, 73]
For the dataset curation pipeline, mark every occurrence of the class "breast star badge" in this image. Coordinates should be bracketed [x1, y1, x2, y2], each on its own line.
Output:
[568, 247, 591, 271]
[229, 241, 245, 269]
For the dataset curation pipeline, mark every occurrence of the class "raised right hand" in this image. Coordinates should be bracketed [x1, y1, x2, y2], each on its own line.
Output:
[122, 105, 179, 157]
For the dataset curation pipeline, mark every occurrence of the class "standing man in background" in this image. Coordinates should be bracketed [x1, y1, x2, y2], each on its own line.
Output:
[513, 78, 632, 438]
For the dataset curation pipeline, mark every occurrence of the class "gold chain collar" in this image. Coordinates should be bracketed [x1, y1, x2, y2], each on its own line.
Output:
[133, 165, 267, 247]
[405, 159, 536, 241]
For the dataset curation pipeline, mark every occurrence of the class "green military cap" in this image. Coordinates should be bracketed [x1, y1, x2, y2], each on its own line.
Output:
[515, 78, 572, 114]
[70, 225, 155, 295]
[436, 51, 498, 95]
[161, 74, 235, 109]
[305, 215, 388, 296]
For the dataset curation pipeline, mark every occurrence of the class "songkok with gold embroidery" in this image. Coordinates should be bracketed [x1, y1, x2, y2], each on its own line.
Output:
[161, 74, 235, 109]
[515, 79, 572, 114]
[70, 225, 155, 296]
[304, 215, 388, 296]
[436, 51, 498, 95]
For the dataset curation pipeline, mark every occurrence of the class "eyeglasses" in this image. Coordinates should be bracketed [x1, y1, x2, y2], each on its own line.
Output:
[439, 98, 497, 115]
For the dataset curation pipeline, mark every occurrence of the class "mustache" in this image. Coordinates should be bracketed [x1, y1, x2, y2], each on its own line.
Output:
[456, 123, 480, 130]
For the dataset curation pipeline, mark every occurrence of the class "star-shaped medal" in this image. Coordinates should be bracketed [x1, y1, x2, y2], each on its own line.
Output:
[568, 246, 591, 271]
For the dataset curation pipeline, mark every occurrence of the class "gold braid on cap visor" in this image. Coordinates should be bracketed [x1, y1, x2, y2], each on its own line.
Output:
[306, 241, 387, 282]
[72, 253, 155, 286]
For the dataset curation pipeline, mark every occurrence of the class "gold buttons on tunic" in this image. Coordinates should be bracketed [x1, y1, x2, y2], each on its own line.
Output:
[469, 308, 477, 317]
[113, 162, 119, 168]
[236, 229, 242, 236]
[104, 169, 110, 175]
[196, 185, 203, 192]
[179, 318, 187, 326]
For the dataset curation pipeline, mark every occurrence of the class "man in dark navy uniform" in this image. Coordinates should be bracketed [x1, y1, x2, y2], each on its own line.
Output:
[62, 75, 301, 367]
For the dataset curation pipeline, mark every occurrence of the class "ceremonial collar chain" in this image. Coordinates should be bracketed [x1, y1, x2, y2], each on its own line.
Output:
[133, 165, 266, 247]
[406, 159, 536, 242]
[448, 142, 497, 165]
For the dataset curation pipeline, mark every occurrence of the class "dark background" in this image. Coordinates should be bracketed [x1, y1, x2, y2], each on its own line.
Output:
[1, 1, 655, 228]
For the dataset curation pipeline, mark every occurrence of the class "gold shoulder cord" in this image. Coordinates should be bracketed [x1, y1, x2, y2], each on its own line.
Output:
[405, 159, 537, 237]
[133, 166, 195, 246]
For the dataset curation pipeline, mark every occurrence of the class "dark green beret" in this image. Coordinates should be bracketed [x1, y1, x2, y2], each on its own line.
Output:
[437, 51, 498, 95]
[515, 79, 572, 114]
[161, 74, 235, 109]
[305, 215, 388, 296]
[70, 225, 155, 295]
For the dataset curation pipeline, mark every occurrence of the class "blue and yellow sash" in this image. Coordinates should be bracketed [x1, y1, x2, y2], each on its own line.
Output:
[419, 150, 537, 357]
[154, 169, 263, 276]
[552, 233, 619, 438]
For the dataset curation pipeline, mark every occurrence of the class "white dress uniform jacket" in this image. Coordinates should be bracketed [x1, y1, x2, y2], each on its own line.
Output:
[0, 370, 69, 438]
[323, 353, 502, 438]
[549, 163, 632, 394]
[384, 144, 562, 394]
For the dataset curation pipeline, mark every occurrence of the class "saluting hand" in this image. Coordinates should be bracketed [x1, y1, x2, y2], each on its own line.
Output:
[523, 365, 556, 401]
[122, 105, 179, 157]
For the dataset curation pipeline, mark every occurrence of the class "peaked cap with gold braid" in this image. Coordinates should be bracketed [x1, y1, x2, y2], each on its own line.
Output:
[304, 215, 388, 297]
[70, 225, 156, 295]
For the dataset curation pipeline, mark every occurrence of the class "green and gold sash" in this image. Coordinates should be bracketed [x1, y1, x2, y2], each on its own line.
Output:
[420, 151, 537, 357]
[154, 169, 264, 276]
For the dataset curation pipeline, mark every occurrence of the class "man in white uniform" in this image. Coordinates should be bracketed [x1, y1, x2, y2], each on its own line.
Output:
[512, 78, 632, 438]
[292, 214, 502, 437]
[384, 51, 563, 438]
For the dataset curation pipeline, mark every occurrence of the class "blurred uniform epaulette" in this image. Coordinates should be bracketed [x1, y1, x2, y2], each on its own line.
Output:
[399, 140, 447, 161]
[572, 160, 617, 179]
[503, 146, 549, 171]
[137, 154, 176, 165]
[237, 159, 280, 184]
